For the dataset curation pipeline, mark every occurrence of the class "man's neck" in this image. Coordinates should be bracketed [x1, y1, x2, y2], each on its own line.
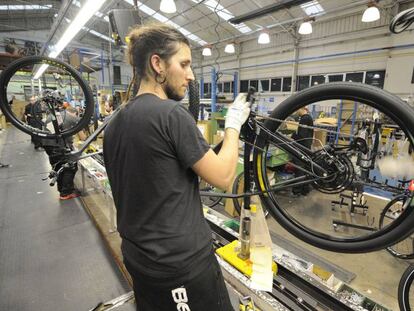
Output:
[137, 79, 167, 100]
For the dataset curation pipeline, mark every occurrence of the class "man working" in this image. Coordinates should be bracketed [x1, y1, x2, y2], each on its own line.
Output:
[24, 96, 43, 150]
[103, 23, 250, 311]
[43, 105, 86, 200]
[292, 107, 314, 195]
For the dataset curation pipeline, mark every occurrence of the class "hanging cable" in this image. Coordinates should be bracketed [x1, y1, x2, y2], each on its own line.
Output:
[390, 7, 414, 33]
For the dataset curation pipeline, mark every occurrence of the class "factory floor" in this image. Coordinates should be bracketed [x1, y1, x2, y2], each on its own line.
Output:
[0, 127, 135, 311]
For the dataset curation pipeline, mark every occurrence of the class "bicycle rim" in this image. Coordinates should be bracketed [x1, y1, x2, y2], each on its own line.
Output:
[253, 82, 414, 253]
[0, 56, 94, 139]
[379, 195, 414, 259]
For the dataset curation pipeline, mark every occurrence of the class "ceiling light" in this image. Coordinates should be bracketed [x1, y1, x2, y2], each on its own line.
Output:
[258, 32, 270, 44]
[160, 0, 176, 14]
[362, 4, 380, 22]
[202, 47, 212, 56]
[34, 0, 106, 79]
[298, 21, 313, 35]
[224, 43, 235, 54]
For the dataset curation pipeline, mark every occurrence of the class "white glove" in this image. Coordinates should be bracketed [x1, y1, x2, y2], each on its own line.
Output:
[225, 93, 250, 133]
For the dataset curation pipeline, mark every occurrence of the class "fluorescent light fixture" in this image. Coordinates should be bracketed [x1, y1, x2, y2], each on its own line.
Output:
[224, 43, 235, 54]
[89, 30, 113, 42]
[202, 47, 212, 56]
[298, 21, 313, 35]
[300, 1, 324, 16]
[0, 4, 52, 10]
[72, 0, 109, 22]
[362, 6, 380, 22]
[191, 0, 252, 34]
[63, 16, 114, 42]
[258, 32, 270, 44]
[160, 0, 176, 14]
[123, 0, 207, 45]
[34, 0, 106, 79]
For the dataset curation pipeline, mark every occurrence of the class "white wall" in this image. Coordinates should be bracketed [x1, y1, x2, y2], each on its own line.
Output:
[193, 3, 414, 107]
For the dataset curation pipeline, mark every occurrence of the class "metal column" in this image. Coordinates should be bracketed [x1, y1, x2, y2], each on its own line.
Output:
[211, 67, 217, 113]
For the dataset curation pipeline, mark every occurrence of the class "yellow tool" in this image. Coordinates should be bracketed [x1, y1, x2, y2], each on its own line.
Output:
[216, 240, 277, 277]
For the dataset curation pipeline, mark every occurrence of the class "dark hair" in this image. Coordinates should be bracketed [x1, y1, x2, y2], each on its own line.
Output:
[125, 23, 190, 100]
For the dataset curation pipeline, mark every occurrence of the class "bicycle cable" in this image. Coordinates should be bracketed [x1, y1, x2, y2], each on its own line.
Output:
[390, 7, 414, 34]
[254, 113, 356, 138]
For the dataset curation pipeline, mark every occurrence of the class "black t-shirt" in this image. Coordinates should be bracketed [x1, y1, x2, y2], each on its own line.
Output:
[103, 94, 212, 278]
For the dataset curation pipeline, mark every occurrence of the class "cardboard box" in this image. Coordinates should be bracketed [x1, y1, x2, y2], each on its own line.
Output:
[11, 100, 26, 122]
[313, 128, 327, 146]
[0, 113, 6, 129]
[213, 130, 225, 145]
[197, 121, 211, 144]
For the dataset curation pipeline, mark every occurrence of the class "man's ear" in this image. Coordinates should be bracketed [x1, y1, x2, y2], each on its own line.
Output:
[150, 54, 165, 74]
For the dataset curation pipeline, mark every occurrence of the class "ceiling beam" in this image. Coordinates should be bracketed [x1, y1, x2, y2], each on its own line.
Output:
[229, 0, 310, 24]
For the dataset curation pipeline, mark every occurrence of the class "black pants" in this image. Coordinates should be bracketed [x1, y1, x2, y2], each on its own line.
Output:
[44, 146, 78, 196]
[125, 254, 233, 311]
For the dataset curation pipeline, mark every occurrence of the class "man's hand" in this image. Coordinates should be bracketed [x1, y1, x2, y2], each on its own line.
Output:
[224, 93, 250, 133]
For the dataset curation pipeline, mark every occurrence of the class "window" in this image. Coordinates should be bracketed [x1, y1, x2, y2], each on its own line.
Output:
[231, 81, 234, 93]
[223, 81, 231, 93]
[249, 80, 258, 90]
[345, 72, 363, 83]
[270, 78, 281, 91]
[311, 75, 325, 86]
[365, 70, 385, 88]
[328, 74, 343, 82]
[217, 82, 223, 93]
[300, 0, 324, 16]
[113, 66, 121, 85]
[296, 75, 310, 91]
[260, 79, 270, 92]
[282, 77, 292, 92]
[240, 80, 249, 92]
[203, 83, 211, 98]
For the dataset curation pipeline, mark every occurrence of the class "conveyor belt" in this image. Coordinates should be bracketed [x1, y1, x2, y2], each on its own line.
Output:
[207, 219, 355, 311]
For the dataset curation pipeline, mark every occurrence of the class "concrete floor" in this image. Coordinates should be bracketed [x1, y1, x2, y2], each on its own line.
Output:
[0, 127, 135, 311]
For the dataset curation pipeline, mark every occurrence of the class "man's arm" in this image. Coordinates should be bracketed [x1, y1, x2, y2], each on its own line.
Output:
[192, 128, 239, 190]
[192, 94, 249, 190]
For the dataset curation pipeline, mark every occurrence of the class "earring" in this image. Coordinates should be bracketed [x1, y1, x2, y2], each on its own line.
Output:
[155, 71, 166, 84]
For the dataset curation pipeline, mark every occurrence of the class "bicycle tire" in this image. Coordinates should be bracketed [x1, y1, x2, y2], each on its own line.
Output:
[399, 264, 414, 311]
[379, 195, 414, 259]
[188, 80, 200, 122]
[253, 82, 414, 253]
[0, 56, 94, 139]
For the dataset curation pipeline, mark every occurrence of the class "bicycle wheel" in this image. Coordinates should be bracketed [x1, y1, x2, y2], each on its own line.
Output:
[188, 80, 200, 122]
[0, 56, 94, 139]
[379, 195, 414, 259]
[253, 82, 414, 253]
[399, 264, 414, 311]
